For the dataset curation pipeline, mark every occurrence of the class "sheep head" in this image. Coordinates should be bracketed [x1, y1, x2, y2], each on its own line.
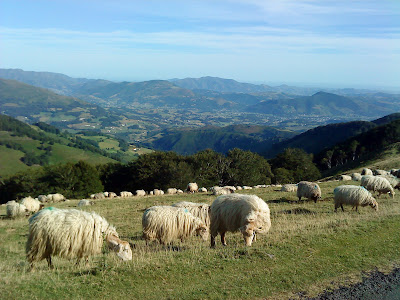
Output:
[195, 224, 209, 241]
[239, 222, 256, 246]
[106, 234, 133, 261]
[370, 200, 378, 211]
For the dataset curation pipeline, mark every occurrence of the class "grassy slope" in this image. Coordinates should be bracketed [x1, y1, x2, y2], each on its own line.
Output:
[1, 182, 399, 299]
[0, 130, 116, 178]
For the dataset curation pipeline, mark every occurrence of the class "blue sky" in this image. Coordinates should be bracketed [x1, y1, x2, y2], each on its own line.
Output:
[1, 0, 399, 88]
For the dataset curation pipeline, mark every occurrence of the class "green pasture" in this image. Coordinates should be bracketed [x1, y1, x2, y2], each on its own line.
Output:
[1, 181, 399, 299]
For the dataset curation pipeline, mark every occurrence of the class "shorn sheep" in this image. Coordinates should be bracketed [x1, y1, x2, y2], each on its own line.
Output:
[210, 194, 271, 247]
[26, 208, 132, 270]
[333, 185, 378, 212]
[6, 201, 28, 218]
[361, 176, 395, 198]
[297, 181, 322, 202]
[142, 206, 208, 245]
[172, 201, 211, 228]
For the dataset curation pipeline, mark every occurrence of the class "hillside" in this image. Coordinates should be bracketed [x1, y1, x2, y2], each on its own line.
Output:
[0, 115, 119, 177]
[146, 124, 296, 155]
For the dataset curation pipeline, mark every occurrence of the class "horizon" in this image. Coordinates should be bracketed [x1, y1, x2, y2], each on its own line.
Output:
[1, 1, 399, 88]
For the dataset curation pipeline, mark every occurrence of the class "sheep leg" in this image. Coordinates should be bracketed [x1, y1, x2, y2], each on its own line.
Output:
[46, 256, 54, 269]
[252, 232, 257, 243]
[340, 204, 344, 212]
[298, 196, 301, 201]
[220, 232, 227, 246]
[210, 235, 216, 248]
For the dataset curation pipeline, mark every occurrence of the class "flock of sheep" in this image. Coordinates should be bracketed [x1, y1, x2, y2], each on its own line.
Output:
[2, 167, 398, 270]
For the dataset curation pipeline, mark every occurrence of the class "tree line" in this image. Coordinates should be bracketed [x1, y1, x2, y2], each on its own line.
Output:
[0, 148, 320, 203]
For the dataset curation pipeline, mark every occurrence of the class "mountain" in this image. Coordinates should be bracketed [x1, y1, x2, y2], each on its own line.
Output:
[0, 114, 118, 177]
[264, 121, 377, 158]
[145, 124, 296, 155]
[245, 91, 396, 117]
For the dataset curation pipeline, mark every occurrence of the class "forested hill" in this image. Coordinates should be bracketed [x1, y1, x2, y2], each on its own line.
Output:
[146, 125, 296, 155]
[316, 117, 400, 174]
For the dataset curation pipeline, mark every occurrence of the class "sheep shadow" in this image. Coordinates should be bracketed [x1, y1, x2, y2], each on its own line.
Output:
[267, 198, 298, 204]
[278, 207, 316, 215]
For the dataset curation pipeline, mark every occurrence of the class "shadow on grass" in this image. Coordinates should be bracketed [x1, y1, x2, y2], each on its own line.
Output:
[279, 207, 316, 215]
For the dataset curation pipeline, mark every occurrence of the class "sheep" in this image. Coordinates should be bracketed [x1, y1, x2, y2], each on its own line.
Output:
[236, 186, 243, 191]
[20, 197, 44, 213]
[38, 195, 49, 203]
[26, 208, 132, 270]
[373, 169, 389, 176]
[142, 206, 208, 245]
[361, 176, 395, 198]
[108, 192, 117, 198]
[136, 190, 146, 197]
[177, 189, 184, 194]
[47, 193, 65, 202]
[351, 173, 362, 181]
[103, 192, 109, 197]
[186, 182, 198, 193]
[167, 188, 178, 195]
[153, 189, 162, 196]
[280, 184, 297, 192]
[6, 201, 28, 218]
[297, 181, 322, 202]
[211, 186, 234, 195]
[149, 191, 154, 196]
[91, 192, 105, 200]
[378, 175, 400, 189]
[361, 168, 373, 176]
[120, 191, 133, 198]
[172, 201, 211, 228]
[333, 185, 378, 212]
[77, 199, 94, 207]
[339, 175, 352, 181]
[198, 187, 208, 193]
[242, 186, 253, 190]
[210, 194, 271, 247]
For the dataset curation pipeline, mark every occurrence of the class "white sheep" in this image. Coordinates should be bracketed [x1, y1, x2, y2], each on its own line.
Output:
[20, 197, 43, 213]
[210, 194, 271, 247]
[38, 195, 49, 203]
[334, 185, 378, 212]
[280, 184, 297, 192]
[186, 182, 198, 193]
[211, 186, 234, 195]
[351, 173, 362, 181]
[167, 188, 178, 195]
[92, 192, 105, 199]
[361, 176, 395, 198]
[103, 192, 109, 197]
[339, 175, 352, 181]
[297, 181, 322, 202]
[361, 168, 373, 176]
[236, 186, 243, 191]
[177, 189, 184, 194]
[242, 186, 253, 190]
[142, 206, 208, 244]
[108, 192, 117, 198]
[153, 189, 162, 196]
[172, 201, 210, 228]
[77, 199, 94, 207]
[373, 169, 389, 176]
[47, 193, 65, 202]
[6, 201, 28, 218]
[26, 208, 132, 270]
[198, 187, 208, 193]
[120, 191, 133, 197]
[136, 190, 146, 197]
[149, 191, 154, 196]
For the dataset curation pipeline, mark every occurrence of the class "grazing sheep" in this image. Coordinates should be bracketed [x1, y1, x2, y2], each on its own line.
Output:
[91, 193, 105, 200]
[77, 199, 94, 207]
[136, 190, 146, 197]
[339, 175, 352, 181]
[361, 176, 395, 198]
[38, 195, 49, 203]
[172, 201, 211, 228]
[211, 186, 234, 195]
[186, 182, 198, 193]
[361, 168, 373, 176]
[20, 197, 44, 213]
[177, 189, 184, 194]
[378, 175, 400, 189]
[26, 208, 132, 270]
[108, 192, 117, 198]
[47, 193, 65, 202]
[297, 181, 322, 202]
[210, 194, 271, 247]
[160, 190, 165, 195]
[280, 184, 297, 192]
[236, 186, 243, 191]
[142, 206, 208, 244]
[334, 185, 378, 212]
[153, 189, 162, 196]
[198, 187, 207, 193]
[103, 192, 109, 197]
[373, 169, 389, 176]
[167, 188, 178, 195]
[6, 201, 28, 218]
[351, 173, 362, 181]
[120, 191, 133, 198]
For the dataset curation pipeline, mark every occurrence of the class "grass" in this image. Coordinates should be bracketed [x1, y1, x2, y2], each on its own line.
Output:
[1, 181, 400, 299]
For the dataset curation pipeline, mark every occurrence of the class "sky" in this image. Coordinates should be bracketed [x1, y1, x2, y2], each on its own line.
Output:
[1, 0, 400, 88]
